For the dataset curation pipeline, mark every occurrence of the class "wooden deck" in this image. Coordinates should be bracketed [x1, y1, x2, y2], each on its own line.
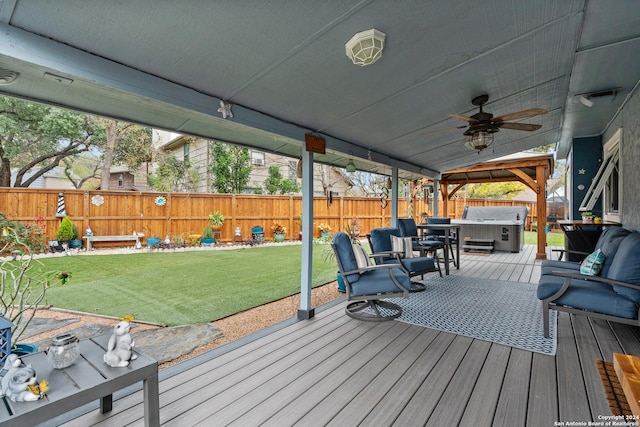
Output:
[57, 245, 640, 426]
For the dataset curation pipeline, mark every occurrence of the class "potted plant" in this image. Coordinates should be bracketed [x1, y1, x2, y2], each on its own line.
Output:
[68, 222, 83, 249]
[201, 225, 215, 246]
[208, 211, 225, 229]
[1, 215, 71, 351]
[318, 223, 332, 238]
[581, 211, 594, 224]
[271, 223, 287, 242]
[55, 216, 75, 244]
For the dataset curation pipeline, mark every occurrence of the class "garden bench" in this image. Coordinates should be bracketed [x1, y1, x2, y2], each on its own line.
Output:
[83, 235, 141, 250]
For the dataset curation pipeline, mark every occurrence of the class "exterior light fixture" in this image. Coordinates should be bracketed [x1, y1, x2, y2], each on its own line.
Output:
[345, 29, 386, 66]
[345, 159, 357, 173]
[464, 131, 495, 153]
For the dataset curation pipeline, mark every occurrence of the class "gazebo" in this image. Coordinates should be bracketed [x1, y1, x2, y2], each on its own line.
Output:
[438, 153, 554, 259]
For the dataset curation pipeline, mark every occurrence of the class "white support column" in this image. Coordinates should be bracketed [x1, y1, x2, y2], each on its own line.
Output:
[298, 149, 315, 320]
[391, 167, 399, 227]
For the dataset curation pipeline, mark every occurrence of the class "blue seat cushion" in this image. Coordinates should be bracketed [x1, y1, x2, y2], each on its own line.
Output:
[597, 227, 632, 277]
[541, 260, 580, 277]
[397, 218, 419, 238]
[401, 257, 435, 274]
[608, 232, 640, 303]
[332, 232, 360, 283]
[537, 274, 638, 319]
[369, 228, 399, 253]
[350, 267, 411, 296]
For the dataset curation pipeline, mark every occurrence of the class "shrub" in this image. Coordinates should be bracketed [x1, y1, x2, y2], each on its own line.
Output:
[55, 217, 75, 241]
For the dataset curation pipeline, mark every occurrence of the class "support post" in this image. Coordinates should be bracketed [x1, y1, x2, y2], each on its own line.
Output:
[298, 149, 315, 320]
[391, 167, 399, 227]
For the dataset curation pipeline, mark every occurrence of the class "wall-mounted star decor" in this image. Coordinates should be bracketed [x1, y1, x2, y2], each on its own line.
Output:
[578, 168, 586, 174]
[217, 100, 233, 119]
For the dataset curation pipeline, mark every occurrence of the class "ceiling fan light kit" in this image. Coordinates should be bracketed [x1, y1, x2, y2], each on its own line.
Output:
[345, 29, 385, 66]
[449, 94, 547, 153]
[465, 131, 494, 152]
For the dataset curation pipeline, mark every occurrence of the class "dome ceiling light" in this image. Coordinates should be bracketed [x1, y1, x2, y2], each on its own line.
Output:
[345, 29, 386, 66]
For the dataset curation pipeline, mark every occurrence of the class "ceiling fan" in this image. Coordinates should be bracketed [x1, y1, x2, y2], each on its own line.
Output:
[449, 94, 547, 152]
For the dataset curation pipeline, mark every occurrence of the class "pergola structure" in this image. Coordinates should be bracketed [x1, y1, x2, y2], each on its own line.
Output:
[438, 153, 554, 259]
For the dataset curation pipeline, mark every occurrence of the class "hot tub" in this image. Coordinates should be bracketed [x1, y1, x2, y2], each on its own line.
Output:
[453, 206, 528, 252]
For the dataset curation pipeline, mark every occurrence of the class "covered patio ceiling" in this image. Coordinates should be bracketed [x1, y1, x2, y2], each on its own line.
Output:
[0, 1, 638, 180]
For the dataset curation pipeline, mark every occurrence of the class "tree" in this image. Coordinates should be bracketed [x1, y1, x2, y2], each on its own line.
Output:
[0, 97, 102, 187]
[147, 152, 199, 192]
[93, 118, 152, 190]
[464, 182, 527, 199]
[210, 141, 252, 193]
[263, 165, 301, 194]
[347, 171, 388, 197]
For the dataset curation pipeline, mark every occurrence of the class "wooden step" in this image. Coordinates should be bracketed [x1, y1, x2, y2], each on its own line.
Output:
[463, 244, 495, 251]
[614, 353, 640, 416]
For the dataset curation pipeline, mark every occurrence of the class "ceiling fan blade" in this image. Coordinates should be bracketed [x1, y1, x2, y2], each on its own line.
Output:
[448, 113, 478, 123]
[421, 125, 467, 135]
[493, 108, 547, 122]
[499, 122, 542, 131]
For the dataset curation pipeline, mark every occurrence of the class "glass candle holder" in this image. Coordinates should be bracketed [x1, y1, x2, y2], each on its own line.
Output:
[47, 333, 79, 369]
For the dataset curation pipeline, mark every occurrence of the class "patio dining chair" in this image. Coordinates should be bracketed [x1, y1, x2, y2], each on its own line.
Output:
[331, 231, 411, 321]
[367, 228, 442, 292]
[397, 218, 445, 258]
[426, 217, 457, 267]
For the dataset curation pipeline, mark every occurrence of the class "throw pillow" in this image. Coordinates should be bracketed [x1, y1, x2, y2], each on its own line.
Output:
[580, 249, 605, 276]
[391, 235, 415, 258]
[352, 244, 370, 269]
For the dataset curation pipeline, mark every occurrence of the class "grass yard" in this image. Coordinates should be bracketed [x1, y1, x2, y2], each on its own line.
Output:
[524, 230, 565, 246]
[33, 244, 338, 326]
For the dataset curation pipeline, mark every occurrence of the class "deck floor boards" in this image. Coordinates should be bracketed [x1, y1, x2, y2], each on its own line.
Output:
[59, 244, 640, 427]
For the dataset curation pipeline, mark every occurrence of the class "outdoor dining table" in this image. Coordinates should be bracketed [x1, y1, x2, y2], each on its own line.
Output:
[416, 223, 460, 275]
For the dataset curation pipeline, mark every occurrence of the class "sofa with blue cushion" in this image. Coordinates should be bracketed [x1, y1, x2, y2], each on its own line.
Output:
[537, 228, 640, 338]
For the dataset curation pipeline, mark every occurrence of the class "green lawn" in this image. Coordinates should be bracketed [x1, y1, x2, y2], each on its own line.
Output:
[524, 230, 565, 246]
[33, 244, 338, 326]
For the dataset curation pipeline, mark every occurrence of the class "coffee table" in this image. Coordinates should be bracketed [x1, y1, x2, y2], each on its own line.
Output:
[0, 333, 158, 427]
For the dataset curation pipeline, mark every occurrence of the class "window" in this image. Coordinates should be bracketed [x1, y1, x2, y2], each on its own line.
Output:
[251, 151, 265, 166]
[117, 174, 123, 188]
[183, 143, 190, 161]
[579, 128, 621, 222]
[288, 161, 297, 180]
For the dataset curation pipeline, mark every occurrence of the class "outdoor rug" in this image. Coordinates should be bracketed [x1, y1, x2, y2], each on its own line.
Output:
[388, 275, 557, 355]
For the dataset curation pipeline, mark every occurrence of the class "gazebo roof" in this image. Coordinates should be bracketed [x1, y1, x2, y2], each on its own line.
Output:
[440, 153, 554, 185]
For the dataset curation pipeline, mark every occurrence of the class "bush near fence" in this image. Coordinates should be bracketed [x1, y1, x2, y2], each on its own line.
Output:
[0, 188, 540, 249]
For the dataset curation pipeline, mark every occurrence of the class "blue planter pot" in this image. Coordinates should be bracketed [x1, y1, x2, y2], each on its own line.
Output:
[201, 238, 216, 246]
[337, 273, 346, 293]
[13, 343, 38, 357]
[274, 233, 285, 242]
[146, 237, 161, 247]
[321, 231, 331, 239]
[68, 239, 83, 249]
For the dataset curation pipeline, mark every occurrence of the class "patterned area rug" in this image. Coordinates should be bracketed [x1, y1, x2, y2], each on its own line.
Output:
[389, 275, 557, 355]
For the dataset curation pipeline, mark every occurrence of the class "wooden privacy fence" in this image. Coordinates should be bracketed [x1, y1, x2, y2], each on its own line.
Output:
[0, 188, 539, 247]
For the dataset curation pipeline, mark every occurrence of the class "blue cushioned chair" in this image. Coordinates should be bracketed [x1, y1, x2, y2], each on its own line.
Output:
[426, 217, 457, 267]
[331, 232, 411, 321]
[397, 218, 445, 257]
[367, 228, 442, 292]
[537, 231, 640, 338]
[540, 226, 631, 277]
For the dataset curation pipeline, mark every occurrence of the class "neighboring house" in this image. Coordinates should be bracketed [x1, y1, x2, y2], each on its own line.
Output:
[107, 165, 150, 191]
[153, 130, 354, 195]
[10, 166, 79, 189]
